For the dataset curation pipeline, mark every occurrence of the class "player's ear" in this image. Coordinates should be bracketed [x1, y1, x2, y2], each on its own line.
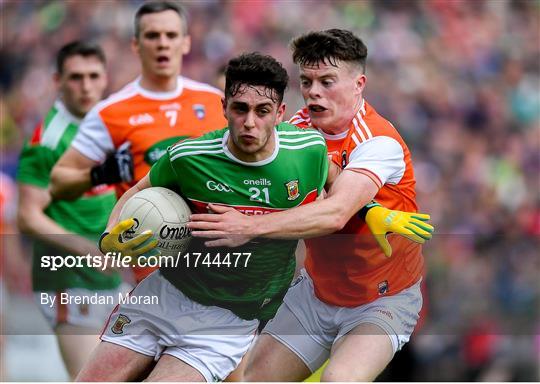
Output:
[221, 97, 227, 117]
[131, 36, 140, 56]
[355, 72, 366, 95]
[53, 72, 61, 89]
[276, 103, 286, 123]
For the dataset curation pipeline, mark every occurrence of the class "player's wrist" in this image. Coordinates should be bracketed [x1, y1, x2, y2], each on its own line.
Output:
[358, 200, 382, 220]
[250, 215, 267, 238]
[90, 164, 107, 186]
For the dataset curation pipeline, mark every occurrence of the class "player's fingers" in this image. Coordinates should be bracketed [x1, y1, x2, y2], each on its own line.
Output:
[123, 230, 154, 250]
[191, 230, 226, 238]
[374, 235, 392, 257]
[110, 218, 136, 235]
[189, 213, 222, 222]
[132, 236, 159, 256]
[205, 238, 231, 247]
[143, 247, 161, 258]
[409, 220, 434, 236]
[403, 227, 427, 243]
[411, 213, 430, 222]
[187, 221, 223, 231]
[207, 203, 236, 214]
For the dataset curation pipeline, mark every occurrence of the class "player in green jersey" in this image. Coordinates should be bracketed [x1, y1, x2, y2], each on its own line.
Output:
[77, 52, 431, 382]
[77, 52, 318, 382]
[16, 41, 125, 379]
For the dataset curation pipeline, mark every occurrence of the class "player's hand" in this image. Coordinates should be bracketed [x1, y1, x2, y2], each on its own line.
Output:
[99, 218, 159, 258]
[188, 204, 254, 247]
[364, 204, 434, 257]
[90, 141, 134, 186]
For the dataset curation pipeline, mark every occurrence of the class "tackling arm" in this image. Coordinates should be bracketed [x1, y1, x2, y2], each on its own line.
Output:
[254, 169, 378, 238]
[189, 169, 433, 254]
[189, 170, 378, 243]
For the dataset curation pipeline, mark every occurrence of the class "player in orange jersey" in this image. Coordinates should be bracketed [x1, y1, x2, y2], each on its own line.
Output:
[50, 1, 226, 282]
[50, 1, 225, 200]
[189, 29, 430, 381]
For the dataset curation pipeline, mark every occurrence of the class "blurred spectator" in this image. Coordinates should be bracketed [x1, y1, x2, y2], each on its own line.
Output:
[1, 0, 538, 381]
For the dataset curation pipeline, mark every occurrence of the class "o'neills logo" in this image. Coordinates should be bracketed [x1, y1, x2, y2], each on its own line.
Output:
[111, 314, 131, 334]
[159, 225, 191, 240]
[243, 178, 272, 186]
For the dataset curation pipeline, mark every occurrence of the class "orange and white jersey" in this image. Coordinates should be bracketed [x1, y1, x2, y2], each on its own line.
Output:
[289, 100, 423, 307]
[72, 76, 227, 197]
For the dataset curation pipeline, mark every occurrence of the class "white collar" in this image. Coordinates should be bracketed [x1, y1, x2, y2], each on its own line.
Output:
[222, 128, 279, 167]
[134, 76, 184, 100]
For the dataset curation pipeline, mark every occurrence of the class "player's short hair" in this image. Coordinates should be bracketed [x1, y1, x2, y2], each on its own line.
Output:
[224, 53, 289, 104]
[290, 29, 368, 73]
[134, 1, 188, 38]
[56, 41, 106, 75]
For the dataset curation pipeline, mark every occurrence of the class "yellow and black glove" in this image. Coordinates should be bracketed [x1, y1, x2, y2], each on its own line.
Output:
[99, 218, 159, 259]
[361, 201, 434, 257]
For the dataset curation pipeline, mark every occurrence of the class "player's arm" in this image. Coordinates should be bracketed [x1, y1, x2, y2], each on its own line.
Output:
[17, 183, 102, 256]
[325, 161, 342, 190]
[50, 147, 96, 200]
[51, 142, 134, 201]
[190, 169, 377, 243]
[261, 169, 378, 238]
[190, 137, 434, 252]
[50, 107, 133, 201]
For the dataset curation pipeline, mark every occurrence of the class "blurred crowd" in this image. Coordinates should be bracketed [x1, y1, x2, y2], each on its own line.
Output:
[1, 0, 539, 381]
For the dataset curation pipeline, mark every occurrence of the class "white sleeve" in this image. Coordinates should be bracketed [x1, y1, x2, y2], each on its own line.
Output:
[345, 136, 405, 185]
[71, 105, 115, 162]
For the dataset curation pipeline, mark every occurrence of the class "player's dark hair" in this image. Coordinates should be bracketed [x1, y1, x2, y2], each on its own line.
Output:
[134, 1, 188, 38]
[56, 41, 106, 74]
[290, 29, 367, 72]
[224, 53, 289, 104]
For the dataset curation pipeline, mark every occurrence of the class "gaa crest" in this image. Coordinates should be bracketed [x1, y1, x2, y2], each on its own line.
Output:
[285, 180, 300, 201]
[111, 314, 131, 334]
[193, 104, 206, 120]
[378, 280, 389, 295]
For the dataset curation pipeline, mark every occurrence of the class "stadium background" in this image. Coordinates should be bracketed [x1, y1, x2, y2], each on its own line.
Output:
[1, 0, 538, 381]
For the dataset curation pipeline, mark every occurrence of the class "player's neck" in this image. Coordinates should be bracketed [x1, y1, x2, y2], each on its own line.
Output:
[319, 125, 349, 136]
[227, 134, 276, 163]
[139, 74, 178, 93]
[317, 118, 351, 136]
[57, 98, 84, 121]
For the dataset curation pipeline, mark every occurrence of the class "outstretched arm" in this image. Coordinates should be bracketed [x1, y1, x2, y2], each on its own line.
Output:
[189, 168, 433, 254]
[189, 169, 378, 243]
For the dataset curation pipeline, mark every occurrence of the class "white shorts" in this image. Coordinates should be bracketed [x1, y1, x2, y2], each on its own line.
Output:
[101, 271, 258, 382]
[34, 283, 131, 330]
[263, 269, 423, 372]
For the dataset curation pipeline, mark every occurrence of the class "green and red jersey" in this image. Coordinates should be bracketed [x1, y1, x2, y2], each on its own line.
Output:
[149, 122, 328, 320]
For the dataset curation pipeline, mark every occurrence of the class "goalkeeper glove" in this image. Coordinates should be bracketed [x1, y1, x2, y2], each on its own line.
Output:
[361, 201, 434, 257]
[99, 218, 159, 259]
[90, 141, 134, 186]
